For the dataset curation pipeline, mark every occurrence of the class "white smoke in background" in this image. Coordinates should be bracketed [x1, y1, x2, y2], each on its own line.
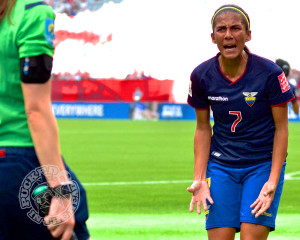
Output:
[53, 0, 300, 103]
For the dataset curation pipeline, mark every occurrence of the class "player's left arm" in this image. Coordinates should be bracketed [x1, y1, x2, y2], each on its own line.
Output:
[251, 103, 288, 217]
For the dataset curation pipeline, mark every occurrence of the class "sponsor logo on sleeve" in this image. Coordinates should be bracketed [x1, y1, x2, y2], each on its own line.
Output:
[278, 72, 290, 93]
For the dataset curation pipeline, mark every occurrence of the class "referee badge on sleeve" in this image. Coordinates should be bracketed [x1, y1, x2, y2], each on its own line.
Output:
[45, 18, 55, 45]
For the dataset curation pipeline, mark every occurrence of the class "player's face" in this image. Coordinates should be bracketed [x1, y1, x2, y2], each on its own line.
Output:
[211, 11, 251, 60]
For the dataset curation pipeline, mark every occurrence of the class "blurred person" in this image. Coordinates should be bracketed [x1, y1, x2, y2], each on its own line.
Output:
[79, 0, 88, 11]
[275, 59, 299, 115]
[129, 86, 146, 120]
[54, 0, 66, 13]
[44, 0, 55, 8]
[187, 4, 294, 240]
[145, 102, 159, 120]
[0, 1, 89, 239]
[69, 0, 80, 16]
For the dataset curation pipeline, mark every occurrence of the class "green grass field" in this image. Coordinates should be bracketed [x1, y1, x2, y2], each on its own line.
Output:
[57, 120, 300, 240]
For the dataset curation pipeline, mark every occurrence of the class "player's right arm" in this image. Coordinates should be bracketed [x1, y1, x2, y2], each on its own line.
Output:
[187, 108, 214, 214]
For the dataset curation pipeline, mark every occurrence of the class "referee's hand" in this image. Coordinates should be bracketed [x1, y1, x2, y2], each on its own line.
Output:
[44, 196, 75, 240]
[187, 180, 214, 215]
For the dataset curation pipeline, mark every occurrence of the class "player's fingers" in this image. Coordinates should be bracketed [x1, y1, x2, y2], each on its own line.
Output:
[197, 201, 201, 215]
[202, 199, 208, 211]
[207, 196, 214, 205]
[189, 198, 195, 212]
[250, 198, 260, 208]
[255, 203, 268, 218]
[187, 186, 194, 193]
[251, 201, 263, 215]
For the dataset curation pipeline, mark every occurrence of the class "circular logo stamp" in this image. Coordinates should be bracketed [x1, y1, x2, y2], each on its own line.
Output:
[19, 165, 80, 226]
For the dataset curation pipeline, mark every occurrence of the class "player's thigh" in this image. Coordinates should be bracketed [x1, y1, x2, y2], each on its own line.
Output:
[240, 161, 286, 231]
[208, 227, 236, 240]
[240, 222, 270, 240]
[205, 161, 242, 230]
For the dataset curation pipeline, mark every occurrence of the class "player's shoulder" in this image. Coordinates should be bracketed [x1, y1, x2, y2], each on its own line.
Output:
[250, 52, 282, 75]
[191, 55, 217, 79]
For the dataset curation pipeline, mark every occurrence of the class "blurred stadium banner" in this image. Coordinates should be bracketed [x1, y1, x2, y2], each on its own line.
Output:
[52, 78, 174, 102]
[52, 102, 300, 121]
[52, 102, 195, 120]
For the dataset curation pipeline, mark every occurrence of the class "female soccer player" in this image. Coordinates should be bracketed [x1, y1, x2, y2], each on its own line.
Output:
[0, 1, 89, 239]
[187, 4, 294, 240]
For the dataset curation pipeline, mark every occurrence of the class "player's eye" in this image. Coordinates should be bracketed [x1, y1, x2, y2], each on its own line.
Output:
[231, 26, 241, 31]
[216, 27, 226, 32]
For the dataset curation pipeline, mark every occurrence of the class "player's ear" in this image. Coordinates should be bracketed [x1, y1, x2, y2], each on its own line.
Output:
[211, 32, 216, 44]
[245, 30, 252, 42]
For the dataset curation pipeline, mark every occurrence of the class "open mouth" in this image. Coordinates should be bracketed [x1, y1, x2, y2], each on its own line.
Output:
[223, 45, 237, 50]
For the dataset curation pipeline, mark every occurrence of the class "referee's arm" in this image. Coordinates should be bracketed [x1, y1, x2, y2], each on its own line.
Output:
[21, 78, 75, 240]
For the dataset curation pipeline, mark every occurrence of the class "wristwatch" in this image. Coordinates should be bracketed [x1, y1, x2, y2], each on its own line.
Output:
[51, 181, 73, 198]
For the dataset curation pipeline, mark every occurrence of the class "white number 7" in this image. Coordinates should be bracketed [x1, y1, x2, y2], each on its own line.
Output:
[229, 111, 242, 132]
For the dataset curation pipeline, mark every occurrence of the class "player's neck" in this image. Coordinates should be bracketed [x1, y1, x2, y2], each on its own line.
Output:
[219, 51, 248, 82]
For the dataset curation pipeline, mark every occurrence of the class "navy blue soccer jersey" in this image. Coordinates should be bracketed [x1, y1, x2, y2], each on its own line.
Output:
[188, 50, 295, 167]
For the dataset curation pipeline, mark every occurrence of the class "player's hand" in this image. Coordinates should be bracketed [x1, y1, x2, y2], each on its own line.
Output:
[187, 180, 214, 214]
[250, 181, 277, 218]
[44, 196, 75, 240]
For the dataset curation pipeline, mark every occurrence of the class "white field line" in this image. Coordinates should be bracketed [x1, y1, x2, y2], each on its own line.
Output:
[87, 213, 300, 240]
[284, 171, 300, 180]
[82, 180, 192, 186]
[82, 171, 300, 186]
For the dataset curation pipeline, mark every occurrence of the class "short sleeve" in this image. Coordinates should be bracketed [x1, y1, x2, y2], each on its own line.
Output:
[267, 71, 295, 106]
[17, 2, 55, 58]
[187, 69, 209, 109]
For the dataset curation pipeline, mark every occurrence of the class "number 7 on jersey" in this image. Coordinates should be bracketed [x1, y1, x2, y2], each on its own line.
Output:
[229, 111, 242, 132]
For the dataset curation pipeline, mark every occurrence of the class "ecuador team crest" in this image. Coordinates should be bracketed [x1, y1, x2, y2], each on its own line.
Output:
[243, 92, 258, 107]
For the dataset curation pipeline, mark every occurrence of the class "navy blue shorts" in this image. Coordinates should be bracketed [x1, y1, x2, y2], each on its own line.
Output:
[0, 147, 90, 240]
[205, 160, 285, 232]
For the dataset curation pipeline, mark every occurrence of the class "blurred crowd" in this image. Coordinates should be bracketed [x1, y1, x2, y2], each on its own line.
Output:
[289, 69, 300, 96]
[45, 0, 123, 16]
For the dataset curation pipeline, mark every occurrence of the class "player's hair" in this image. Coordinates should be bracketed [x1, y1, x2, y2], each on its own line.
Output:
[0, 0, 16, 23]
[211, 4, 250, 32]
[275, 59, 290, 77]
